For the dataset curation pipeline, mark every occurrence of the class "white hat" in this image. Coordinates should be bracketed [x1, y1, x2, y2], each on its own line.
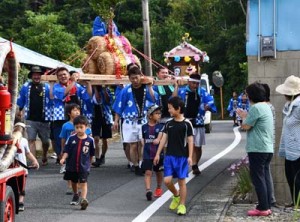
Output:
[276, 75, 300, 96]
[14, 122, 26, 129]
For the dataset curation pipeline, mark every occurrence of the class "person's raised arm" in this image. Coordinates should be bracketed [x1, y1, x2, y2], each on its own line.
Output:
[236, 109, 252, 130]
[146, 81, 155, 102]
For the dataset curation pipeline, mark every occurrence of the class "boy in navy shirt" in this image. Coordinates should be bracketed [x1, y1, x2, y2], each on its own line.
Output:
[60, 115, 95, 210]
[142, 105, 164, 201]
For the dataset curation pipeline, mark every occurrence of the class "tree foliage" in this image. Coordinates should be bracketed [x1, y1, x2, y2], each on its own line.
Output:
[19, 11, 80, 63]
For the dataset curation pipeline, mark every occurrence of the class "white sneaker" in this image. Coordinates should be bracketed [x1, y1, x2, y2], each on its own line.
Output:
[59, 164, 66, 174]
[50, 153, 57, 159]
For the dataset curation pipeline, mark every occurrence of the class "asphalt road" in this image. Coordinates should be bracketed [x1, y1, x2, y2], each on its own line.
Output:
[15, 120, 246, 222]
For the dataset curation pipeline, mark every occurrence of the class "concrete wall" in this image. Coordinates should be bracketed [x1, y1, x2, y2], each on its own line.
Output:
[248, 51, 300, 203]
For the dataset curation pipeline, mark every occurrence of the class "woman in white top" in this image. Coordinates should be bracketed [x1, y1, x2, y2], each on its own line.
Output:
[276, 75, 300, 208]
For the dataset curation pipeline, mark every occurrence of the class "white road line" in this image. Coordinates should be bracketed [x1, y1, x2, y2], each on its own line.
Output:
[132, 126, 242, 222]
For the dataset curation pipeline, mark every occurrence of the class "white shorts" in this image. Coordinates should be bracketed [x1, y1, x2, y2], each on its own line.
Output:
[193, 127, 206, 147]
[121, 120, 142, 143]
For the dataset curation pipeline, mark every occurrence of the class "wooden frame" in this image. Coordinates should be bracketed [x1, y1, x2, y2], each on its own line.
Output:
[41, 74, 189, 86]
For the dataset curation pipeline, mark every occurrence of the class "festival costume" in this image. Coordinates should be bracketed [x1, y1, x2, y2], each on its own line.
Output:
[113, 84, 158, 125]
[153, 84, 174, 121]
[92, 87, 113, 125]
[17, 81, 52, 121]
[177, 86, 216, 127]
[52, 82, 90, 121]
[52, 82, 90, 156]
[227, 97, 238, 117]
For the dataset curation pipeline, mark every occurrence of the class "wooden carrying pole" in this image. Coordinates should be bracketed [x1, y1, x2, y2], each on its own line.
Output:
[41, 74, 189, 86]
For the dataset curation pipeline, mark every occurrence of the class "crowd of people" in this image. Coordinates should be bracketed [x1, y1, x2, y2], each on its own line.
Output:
[227, 91, 250, 127]
[15, 64, 216, 215]
[235, 76, 300, 216]
[14, 63, 299, 217]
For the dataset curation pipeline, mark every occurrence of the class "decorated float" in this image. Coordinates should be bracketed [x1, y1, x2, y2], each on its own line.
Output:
[163, 34, 213, 133]
[163, 33, 209, 77]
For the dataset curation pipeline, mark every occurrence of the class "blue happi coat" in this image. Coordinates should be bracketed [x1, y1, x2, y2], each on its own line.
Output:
[17, 81, 52, 121]
[112, 84, 158, 124]
[52, 83, 90, 121]
[92, 87, 113, 125]
[177, 86, 217, 126]
[227, 97, 238, 117]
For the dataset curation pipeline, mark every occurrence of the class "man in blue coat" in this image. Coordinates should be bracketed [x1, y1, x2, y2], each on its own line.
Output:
[17, 66, 52, 165]
[112, 65, 157, 176]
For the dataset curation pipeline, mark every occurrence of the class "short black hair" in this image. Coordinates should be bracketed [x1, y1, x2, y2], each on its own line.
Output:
[246, 82, 266, 103]
[73, 115, 89, 126]
[168, 96, 185, 114]
[126, 63, 140, 71]
[65, 103, 81, 117]
[189, 73, 201, 81]
[56, 67, 69, 75]
[261, 83, 270, 102]
[127, 66, 142, 77]
[157, 67, 168, 73]
[69, 70, 79, 76]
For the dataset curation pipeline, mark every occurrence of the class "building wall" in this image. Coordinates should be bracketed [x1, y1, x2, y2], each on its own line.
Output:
[248, 51, 300, 203]
[247, 0, 300, 55]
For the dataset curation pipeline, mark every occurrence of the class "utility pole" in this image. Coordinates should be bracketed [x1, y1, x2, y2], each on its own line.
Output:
[142, 0, 152, 76]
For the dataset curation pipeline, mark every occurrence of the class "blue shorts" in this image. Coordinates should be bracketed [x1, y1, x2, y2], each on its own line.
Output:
[164, 155, 189, 179]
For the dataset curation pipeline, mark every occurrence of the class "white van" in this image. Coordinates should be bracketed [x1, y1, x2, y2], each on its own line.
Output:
[200, 73, 214, 133]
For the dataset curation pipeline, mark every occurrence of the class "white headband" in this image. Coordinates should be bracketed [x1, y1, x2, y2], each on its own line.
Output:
[188, 78, 201, 83]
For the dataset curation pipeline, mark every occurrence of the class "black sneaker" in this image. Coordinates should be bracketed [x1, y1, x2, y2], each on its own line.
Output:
[99, 156, 105, 165]
[70, 194, 80, 205]
[192, 165, 201, 175]
[19, 202, 25, 211]
[80, 198, 89, 210]
[146, 190, 152, 201]
[135, 166, 144, 176]
[130, 165, 135, 172]
[92, 159, 101, 168]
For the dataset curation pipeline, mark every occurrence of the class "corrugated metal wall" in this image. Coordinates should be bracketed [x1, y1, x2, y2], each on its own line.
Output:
[247, 0, 300, 55]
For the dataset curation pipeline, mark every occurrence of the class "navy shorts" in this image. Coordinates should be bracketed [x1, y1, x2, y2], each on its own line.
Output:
[63, 171, 89, 183]
[164, 155, 189, 179]
[142, 157, 164, 172]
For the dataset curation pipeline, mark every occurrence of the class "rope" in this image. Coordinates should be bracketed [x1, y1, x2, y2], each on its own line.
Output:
[131, 47, 175, 75]
[63, 46, 87, 63]
[81, 45, 99, 70]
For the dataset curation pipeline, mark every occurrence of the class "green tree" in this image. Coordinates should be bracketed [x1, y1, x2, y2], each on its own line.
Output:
[19, 11, 81, 66]
[0, 0, 28, 38]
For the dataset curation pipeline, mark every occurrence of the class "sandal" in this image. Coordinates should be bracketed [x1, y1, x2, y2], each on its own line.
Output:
[42, 158, 48, 166]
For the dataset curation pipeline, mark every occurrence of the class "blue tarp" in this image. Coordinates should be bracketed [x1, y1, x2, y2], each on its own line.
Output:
[0, 37, 80, 71]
